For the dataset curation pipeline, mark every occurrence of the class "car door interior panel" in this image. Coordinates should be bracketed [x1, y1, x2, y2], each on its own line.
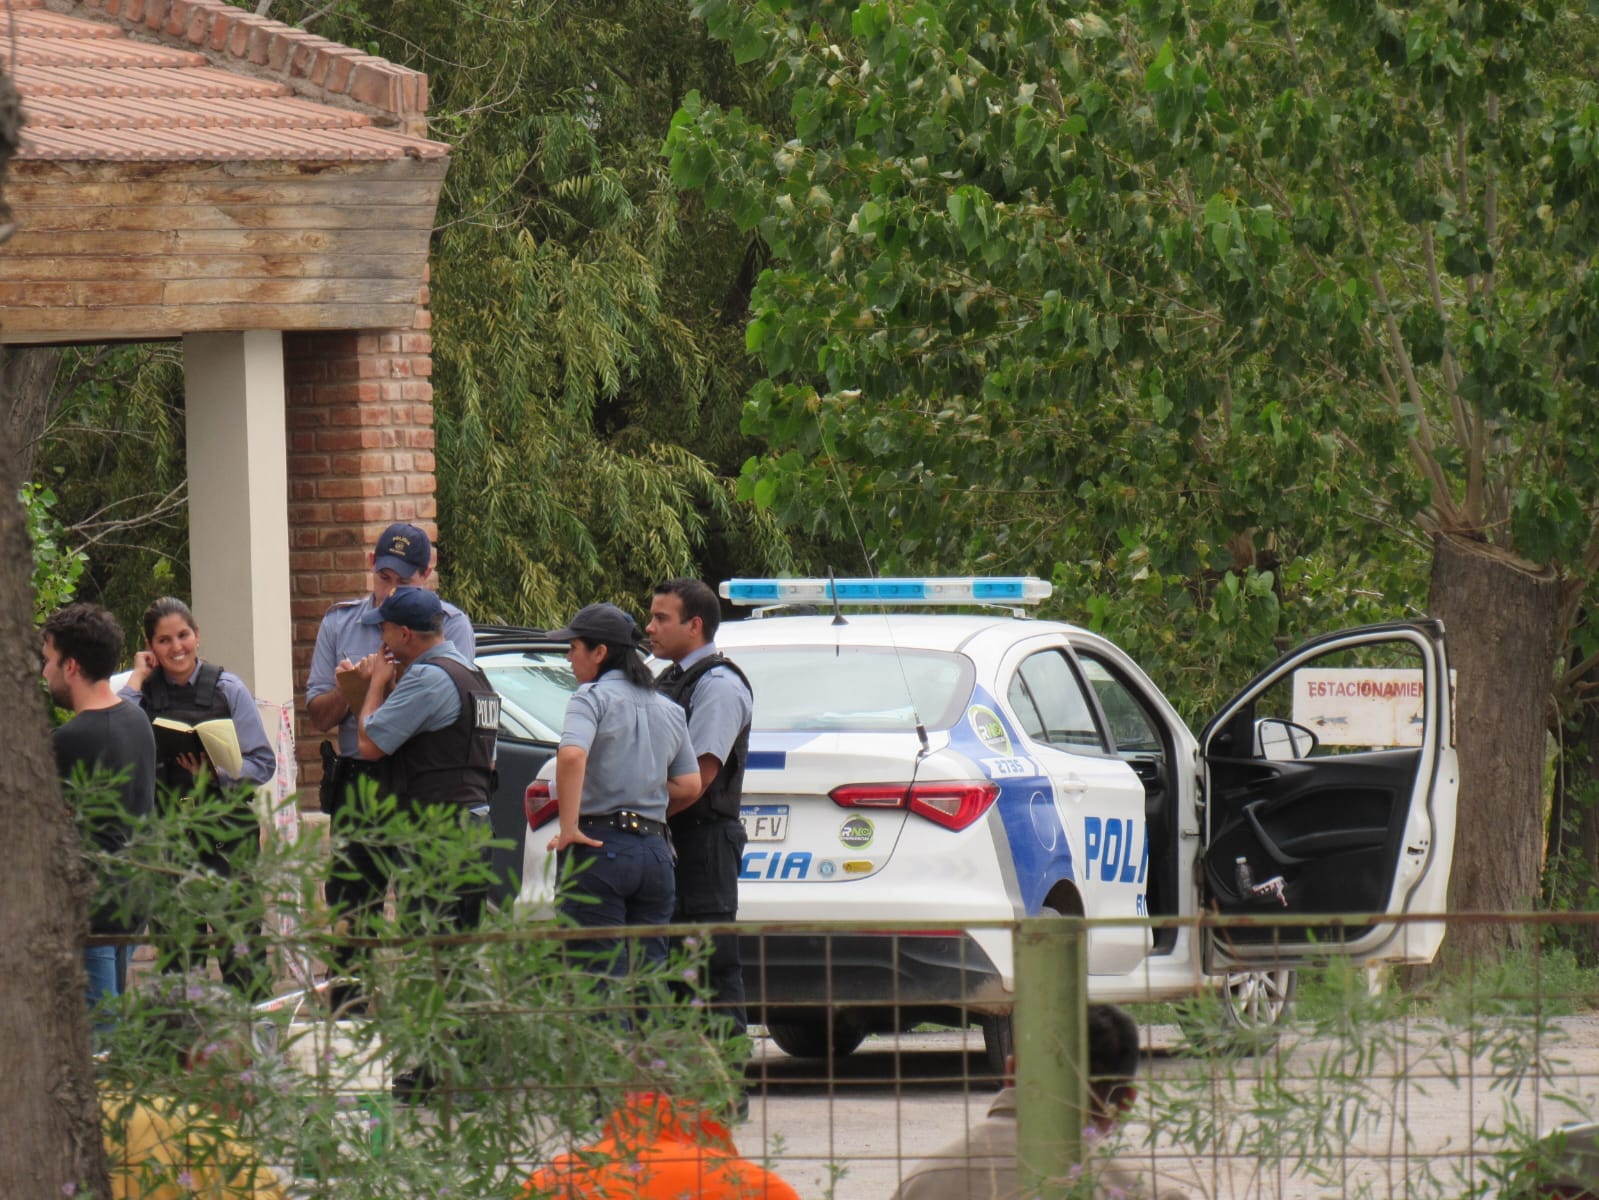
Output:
[1202, 748, 1419, 944]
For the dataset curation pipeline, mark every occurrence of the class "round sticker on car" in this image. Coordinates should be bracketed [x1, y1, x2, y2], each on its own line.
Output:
[839, 817, 875, 848]
[968, 704, 1013, 754]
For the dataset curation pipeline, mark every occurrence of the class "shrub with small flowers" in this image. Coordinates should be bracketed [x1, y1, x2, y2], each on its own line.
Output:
[79, 775, 723, 1197]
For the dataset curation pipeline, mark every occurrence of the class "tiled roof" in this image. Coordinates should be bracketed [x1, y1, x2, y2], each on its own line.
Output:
[9, 0, 450, 163]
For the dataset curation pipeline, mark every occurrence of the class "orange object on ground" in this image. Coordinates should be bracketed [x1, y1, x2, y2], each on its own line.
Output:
[520, 1092, 800, 1200]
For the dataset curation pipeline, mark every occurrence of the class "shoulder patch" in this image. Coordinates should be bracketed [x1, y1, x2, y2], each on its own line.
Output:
[327, 597, 366, 611]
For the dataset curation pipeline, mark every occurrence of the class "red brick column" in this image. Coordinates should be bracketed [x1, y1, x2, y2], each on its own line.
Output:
[283, 277, 436, 791]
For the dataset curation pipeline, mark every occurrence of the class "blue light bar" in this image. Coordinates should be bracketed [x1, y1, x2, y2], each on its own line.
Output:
[719, 577, 1052, 607]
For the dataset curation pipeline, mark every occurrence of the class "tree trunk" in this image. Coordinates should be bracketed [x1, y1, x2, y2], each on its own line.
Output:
[1427, 531, 1563, 974]
[0, 68, 112, 1200]
[3, 346, 64, 481]
[1545, 643, 1599, 964]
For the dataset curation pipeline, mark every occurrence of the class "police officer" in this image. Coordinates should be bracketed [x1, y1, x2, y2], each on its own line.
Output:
[304, 523, 473, 1006]
[546, 603, 700, 981]
[646, 578, 753, 1049]
[352, 585, 499, 1100]
[352, 585, 498, 932]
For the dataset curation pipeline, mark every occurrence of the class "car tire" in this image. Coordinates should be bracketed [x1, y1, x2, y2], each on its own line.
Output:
[1178, 967, 1297, 1056]
[979, 1014, 1014, 1079]
[766, 1014, 868, 1061]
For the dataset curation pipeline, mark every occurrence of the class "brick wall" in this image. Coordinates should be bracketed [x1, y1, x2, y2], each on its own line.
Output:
[283, 276, 436, 788]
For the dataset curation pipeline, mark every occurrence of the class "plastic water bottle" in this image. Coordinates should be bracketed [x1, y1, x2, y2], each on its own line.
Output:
[1234, 855, 1254, 896]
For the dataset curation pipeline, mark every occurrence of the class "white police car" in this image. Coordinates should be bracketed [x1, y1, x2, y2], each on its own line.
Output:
[524, 576, 1458, 1064]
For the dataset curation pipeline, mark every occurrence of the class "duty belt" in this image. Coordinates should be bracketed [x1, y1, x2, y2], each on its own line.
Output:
[579, 810, 667, 838]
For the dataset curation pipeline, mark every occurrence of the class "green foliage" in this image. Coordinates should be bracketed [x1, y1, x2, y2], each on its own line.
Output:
[30, 344, 189, 638]
[248, 0, 800, 623]
[21, 481, 85, 623]
[66, 769, 738, 1196]
[666, 0, 1599, 716]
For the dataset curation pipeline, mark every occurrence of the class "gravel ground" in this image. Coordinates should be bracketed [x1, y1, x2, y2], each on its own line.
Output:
[735, 1017, 1599, 1200]
[265, 1015, 1599, 1199]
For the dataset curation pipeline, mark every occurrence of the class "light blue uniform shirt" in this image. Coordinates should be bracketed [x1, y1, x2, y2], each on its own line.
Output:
[675, 642, 753, 767]
[119, 664, 277, 787]
[560, 674, 696, 823]
[363, 642, 474, 756]
[306, 592, 475, 755]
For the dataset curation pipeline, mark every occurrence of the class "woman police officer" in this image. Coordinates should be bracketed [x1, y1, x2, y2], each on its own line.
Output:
[546, 603, 700, 979]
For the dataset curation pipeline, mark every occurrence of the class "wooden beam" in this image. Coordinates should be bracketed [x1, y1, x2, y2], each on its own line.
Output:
[0, 158, 444, 342]
[0, 302, 424, 343]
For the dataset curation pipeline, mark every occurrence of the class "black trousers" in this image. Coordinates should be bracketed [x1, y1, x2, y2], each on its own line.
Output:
[670, 816, 748, 1042]
[325, 773, 486, 1011]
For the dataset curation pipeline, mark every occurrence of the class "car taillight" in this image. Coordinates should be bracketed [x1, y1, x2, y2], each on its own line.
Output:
[524, 781, 557, 830]
[829, 781, 999, 832]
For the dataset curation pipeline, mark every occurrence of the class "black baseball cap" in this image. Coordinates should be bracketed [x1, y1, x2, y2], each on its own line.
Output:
[373, 522, 431, 578]
[546, 603, 640, 645]
[360, 586, 443, 630]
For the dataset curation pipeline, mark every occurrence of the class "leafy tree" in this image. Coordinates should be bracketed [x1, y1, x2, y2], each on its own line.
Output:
[28, 345, 189, 633]
[666, 0, 1599, 959]
[21, 482, 86, 623]
[253, 0, 798, 623]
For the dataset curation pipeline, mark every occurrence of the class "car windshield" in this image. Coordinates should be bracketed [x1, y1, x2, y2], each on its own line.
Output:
[477, 648, 574, 743]
[733, 646, 974, 732]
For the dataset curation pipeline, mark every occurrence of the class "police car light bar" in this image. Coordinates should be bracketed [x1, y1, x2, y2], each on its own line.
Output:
[719, 577, 1052, 607]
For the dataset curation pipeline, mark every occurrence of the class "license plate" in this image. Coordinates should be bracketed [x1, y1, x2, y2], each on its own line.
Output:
[741, 804, 789, 842]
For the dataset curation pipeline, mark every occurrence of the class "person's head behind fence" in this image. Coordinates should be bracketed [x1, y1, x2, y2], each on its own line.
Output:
[1087, 1002, 1140, 1127]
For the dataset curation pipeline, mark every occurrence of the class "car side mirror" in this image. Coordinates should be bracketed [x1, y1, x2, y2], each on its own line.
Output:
[1255, 718, 1317, 760]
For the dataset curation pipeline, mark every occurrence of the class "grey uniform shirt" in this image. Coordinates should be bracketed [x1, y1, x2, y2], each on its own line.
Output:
[306, 593, 475, 755]
[559, 674, 696, 823]
[364, 642, 473, 754]
[676, 642, 753, 767]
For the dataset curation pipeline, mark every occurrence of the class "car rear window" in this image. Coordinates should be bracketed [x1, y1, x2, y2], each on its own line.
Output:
[733, 646, 974, 732]
[477, 649, 574, 743]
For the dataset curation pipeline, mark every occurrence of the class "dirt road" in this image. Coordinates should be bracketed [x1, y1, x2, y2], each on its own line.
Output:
[740, 1018, 1599, 1200]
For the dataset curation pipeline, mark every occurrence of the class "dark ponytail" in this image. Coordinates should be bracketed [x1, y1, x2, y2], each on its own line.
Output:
[577, 637, 655, 688]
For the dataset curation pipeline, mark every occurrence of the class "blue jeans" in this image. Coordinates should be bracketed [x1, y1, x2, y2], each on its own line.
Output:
[85, 944, 131, 1016]
[558, 833, 675, 980]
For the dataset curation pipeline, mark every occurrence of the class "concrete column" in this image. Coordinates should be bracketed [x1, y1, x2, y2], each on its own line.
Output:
[182, 330, 293, 706]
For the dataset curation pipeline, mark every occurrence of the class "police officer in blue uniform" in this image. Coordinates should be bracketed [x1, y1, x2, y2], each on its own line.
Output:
[546, 603, 700, 980]
[352, 586, 498, 928]
[304, 523, 474, 1009]
[351, 585, 499, 1100]
[646, 578, 754, 1052]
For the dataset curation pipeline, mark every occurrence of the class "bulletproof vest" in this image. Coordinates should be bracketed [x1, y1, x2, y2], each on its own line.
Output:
[389, 655, 499, 810]
[142, 662, 228, 795]
[658, 653, 751, 822]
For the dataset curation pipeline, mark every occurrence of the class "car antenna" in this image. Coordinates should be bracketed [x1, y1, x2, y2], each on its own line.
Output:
[828, 566, 847, 627]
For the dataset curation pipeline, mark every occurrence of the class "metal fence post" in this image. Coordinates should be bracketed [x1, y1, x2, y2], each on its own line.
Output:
[1014, 915, 1088, 1200]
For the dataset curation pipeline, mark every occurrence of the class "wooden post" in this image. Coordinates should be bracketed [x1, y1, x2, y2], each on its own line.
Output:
[1014, 916, 1088, 1200]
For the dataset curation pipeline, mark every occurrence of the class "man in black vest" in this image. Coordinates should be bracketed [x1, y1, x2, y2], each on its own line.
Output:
[352, 585, 499, 934]
[647, 578, 753, 1056]
[352, 585, 500, 1102]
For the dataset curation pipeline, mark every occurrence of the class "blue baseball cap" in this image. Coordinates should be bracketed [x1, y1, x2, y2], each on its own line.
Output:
[373, 522, 431, 578]
[360, 586, 444, 630]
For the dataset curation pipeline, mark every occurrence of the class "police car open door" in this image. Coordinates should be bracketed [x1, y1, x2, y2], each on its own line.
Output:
[1196, 621, 1458, 972]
